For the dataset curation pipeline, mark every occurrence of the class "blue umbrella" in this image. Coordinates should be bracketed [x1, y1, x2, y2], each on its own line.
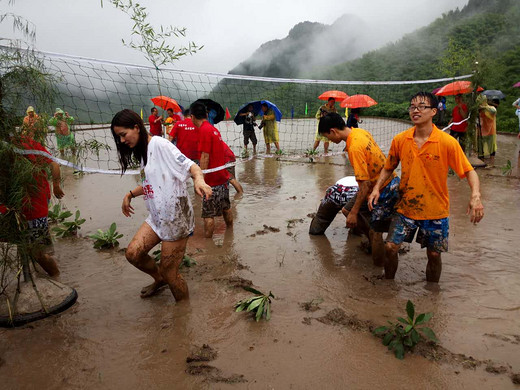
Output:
[234, 100, 283, 125]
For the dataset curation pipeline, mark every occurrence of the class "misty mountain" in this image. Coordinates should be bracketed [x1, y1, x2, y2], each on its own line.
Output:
[228, 14, 387, 78]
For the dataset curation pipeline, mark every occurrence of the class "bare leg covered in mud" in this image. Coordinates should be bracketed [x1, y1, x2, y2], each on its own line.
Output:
[160, 237, 189, 301]
[369, 231, 385, 267]
[223, 208, 233, 227]
[384, 242, 400, 279]
[125, 222, 165, 298]
[426, 249, 442, 283]
[204, 217, 215, 238]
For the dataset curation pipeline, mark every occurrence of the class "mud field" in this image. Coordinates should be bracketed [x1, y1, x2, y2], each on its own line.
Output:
[1, 134, 520, 389]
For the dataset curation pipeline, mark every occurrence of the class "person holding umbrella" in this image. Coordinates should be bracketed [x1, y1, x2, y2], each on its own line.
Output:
[148, 107, 163, 137]
[448, 94, 469, 151]
[261, 103, 280, 154]
[313, 97, 336, 153]
[478, 96, 498, 167]
[238, 104, 258, 154]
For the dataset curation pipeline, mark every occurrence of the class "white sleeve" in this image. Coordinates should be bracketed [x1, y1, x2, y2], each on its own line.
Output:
[157, 139, 194, 182]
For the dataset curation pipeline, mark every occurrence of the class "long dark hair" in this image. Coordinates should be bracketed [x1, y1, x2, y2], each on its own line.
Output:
[111, 109, 148, 173]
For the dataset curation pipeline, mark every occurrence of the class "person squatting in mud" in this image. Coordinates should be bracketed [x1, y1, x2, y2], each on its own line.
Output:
[111, 109, 212, 299]
[368, 92, 484, 282]
[317, 113, 400, 266]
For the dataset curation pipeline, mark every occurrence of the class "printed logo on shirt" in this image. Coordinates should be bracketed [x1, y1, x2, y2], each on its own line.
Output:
[143, 184, 154, 200]
[177, 155, 186, 163]
[424, 153, 440, 161]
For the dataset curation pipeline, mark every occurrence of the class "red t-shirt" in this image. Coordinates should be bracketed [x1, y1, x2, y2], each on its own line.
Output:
[223, 142, 236, 163]
[451, 104, 468, 133]
[148, 114, 162, 136]
[169, 118, 201, 161]
[0, 138, 52, 220]
[198, 121, 230, 187]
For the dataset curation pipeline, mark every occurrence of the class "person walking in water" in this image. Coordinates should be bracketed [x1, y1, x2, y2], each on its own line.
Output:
[313, 97, 336, 153]
[368, 92, 484, 283]
[111, 109, 212, 299]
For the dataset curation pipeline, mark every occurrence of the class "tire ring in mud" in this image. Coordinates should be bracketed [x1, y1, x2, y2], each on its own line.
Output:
[0, 288, 78, 328]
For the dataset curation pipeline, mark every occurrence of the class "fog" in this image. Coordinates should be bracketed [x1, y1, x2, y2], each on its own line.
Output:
[0, 0, 469, 74]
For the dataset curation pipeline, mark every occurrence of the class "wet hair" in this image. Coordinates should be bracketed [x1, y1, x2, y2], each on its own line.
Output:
[151, 107, 157, 113]
[410, 92, 438, 109]
[167, 108, 173, 114]
[328, 97, 335, 102]
[111, 109, 148, 173]
[183, 108, 190, 117]
[351, 108, 361, 115]
[261, 103, 268, 109]
[318, 112, 345, 134]
[189, 102, 208, 119]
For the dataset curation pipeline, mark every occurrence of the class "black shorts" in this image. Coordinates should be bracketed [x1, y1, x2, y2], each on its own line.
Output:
[243, 129, 257, 146]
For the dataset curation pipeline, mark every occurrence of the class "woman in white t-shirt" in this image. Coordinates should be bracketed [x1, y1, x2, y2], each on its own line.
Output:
[111, 109, 212, 299]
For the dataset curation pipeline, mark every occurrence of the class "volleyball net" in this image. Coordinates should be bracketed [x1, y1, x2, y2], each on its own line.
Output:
[6, 48, 472, 173]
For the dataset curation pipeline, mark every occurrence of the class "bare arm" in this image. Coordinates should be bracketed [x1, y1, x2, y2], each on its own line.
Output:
[343, 180, 370, 228]
[200, 152, 210, 171]
[465, 170, 483, 224]
[190, 163, 212, 199]
[122, 185, 143, 217]
[368, 168, 394, 210]
[50, 161, 64, 199]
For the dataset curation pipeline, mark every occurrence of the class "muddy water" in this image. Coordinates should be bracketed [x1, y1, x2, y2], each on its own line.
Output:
[1, 135, 520, 389]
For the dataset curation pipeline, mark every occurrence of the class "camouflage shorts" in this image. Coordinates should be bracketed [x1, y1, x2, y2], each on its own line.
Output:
[202, 183, 231, 218]
[27, 217, 54, 254]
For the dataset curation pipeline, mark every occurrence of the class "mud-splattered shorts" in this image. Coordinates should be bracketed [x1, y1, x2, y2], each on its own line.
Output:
[202, 183, 230, 218]
[386, 213, 449, 253]
[27, 217, 54, 254]
[309, 184, 358, 235]
[344, 176, 400, 233]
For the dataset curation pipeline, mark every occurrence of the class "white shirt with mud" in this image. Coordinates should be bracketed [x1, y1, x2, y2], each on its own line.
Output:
[142, 136, 195, 241]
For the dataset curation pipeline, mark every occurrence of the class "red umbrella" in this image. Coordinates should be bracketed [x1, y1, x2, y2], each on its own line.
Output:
[340, 94, 378, 108]
[150, 95, 181, 112]
[513, 82, 520, 88]
[435, 81, 483, 96]
[318, 90, 348, 101]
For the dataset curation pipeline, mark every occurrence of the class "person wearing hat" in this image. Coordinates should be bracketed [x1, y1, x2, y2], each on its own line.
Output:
[22, 106, 43, 138]
[48, 108, 75, 155]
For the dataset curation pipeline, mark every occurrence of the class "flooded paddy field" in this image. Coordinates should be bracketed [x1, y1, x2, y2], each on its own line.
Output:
[1, 133, 520, 389]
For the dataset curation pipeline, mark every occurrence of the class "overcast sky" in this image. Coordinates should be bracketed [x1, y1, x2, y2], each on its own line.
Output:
[1, 0, 469, 74]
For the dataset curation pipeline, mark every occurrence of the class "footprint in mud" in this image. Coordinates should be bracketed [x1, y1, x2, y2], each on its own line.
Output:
[299, 298, 324, 312]
[286, 218, 305, 229]
[484, 333, 520, 345]
[249, 224, 280, 237]
[185, 364, 247, 384]
[215, 275, 253, 289]
[186, 344, 218, 363]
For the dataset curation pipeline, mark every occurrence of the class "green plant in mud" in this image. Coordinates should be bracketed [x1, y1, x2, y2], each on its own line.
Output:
[373, 300, 438, 360]
[151, 249, 197, 268]
[274, 149, 285, 156]
[241, 149, 249, 159]
[501, 160, 512, 176]
[89, 222, 123, 249]
[48, 203, 72, 224]
[52, 210, 86, 238]
[235, 286, 275, 322]
[304, 148, 318, 162]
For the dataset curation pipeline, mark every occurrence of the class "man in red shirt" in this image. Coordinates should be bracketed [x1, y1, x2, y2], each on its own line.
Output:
[168, 109, 201, 163]
[148, 107, 163, 136]
[448, 94, 469, 151]
[0, 131, 65, 276]
[190, 102, 232, 238]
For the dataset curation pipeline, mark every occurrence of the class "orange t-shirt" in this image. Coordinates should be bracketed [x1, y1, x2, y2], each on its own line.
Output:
[385, 125, 474, 220]
[346, 127, 394, 187]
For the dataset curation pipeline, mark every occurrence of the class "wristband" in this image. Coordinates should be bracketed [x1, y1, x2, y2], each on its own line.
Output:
[129, 190, 135, 198]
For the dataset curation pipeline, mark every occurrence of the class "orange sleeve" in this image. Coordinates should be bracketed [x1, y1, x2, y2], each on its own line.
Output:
[348, 144, 370, 181]
[384, 137, 400, 171]
[447, 137, 473, 178]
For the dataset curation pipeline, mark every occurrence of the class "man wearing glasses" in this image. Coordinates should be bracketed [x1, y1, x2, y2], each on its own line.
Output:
[368, 92, 484, 282]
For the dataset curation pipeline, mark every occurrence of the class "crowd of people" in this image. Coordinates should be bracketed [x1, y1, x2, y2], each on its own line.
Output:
[19, 87, 520, 302]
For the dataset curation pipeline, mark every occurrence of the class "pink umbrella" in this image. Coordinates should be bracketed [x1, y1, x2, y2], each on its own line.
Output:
[513, 82, 520, 88]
